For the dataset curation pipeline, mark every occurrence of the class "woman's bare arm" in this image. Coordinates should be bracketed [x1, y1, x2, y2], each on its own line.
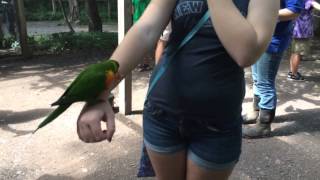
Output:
[278, 8, 300, 21]
[96, 0, 177, 102]
[111, 0, 176, 78]
[207, 0, 279, 67]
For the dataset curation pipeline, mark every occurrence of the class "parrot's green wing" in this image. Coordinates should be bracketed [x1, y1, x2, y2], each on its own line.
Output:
[52, 63, 106, 106]
[51, 70, 86, 106]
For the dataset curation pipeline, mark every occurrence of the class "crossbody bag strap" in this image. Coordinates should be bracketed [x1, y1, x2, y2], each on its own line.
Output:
[147, 10, 210, 97]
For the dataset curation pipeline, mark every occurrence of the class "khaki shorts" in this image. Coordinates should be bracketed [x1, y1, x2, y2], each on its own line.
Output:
[291, 38, 311, 56]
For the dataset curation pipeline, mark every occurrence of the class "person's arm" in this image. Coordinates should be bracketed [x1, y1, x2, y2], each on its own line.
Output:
[207, 0, 279, 67]
[111, 0, 175, 80]
[155, 39, 168, 64]
[312, 1, 320, 11]
[77, 0, 176, 143]
[99, 0, 175, 101]
[278, 8, 300, 21]
[279, 0, 303, 21]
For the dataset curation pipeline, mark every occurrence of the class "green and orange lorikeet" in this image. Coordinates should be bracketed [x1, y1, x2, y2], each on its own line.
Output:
[33, 59, 119, 133]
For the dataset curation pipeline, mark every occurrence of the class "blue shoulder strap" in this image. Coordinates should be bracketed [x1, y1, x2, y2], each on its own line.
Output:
[147, 10, 210, 97]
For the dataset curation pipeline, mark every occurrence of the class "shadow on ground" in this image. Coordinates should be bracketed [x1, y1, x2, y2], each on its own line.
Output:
[0, 108, 52, 136]
[272, 108, 320, 136]
[0, 51, 112, 92]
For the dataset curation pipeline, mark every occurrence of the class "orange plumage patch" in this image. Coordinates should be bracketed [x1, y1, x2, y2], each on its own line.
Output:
[105, 70, 115, 89]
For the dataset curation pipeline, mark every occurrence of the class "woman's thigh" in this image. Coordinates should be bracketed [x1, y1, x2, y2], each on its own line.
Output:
[184, 117, 242, 180]
[146, 148, 187, 180]
[143, 100, 187, 179]
[186, 159, 234, 180]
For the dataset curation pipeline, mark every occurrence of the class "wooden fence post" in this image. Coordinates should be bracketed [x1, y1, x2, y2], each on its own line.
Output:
[117, 0, 132, 115]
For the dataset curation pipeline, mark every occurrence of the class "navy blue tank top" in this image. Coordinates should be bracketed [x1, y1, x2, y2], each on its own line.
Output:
[148, 0, 249, 128]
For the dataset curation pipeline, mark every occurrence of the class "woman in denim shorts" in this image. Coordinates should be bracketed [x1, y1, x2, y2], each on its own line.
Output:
[76, 0, 279, 179]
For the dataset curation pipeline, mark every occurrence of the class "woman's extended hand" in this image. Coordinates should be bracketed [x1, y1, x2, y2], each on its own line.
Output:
[77, 101, 115, 143]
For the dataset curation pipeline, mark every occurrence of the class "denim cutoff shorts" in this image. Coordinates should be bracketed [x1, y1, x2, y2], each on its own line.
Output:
[143, 100, 242, 170]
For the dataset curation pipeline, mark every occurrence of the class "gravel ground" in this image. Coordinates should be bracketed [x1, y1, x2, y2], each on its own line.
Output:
[27, 21, 118, 35]
[0, 40, 320, 179]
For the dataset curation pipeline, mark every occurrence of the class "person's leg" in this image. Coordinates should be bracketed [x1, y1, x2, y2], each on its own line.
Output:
[289, 38, 298, 76]
[288, 38, 309, 80]
[243, 52, 282, 138]
[185, 118, 241, 180]
[155, 22, 171, 65]
[155, 39, 167, 64]
[253, 52, 282, 113]
[289, 38, 302, 78]
[186, 160, 233, 180]
[143, 100, 187, 179]
[242, 94, 260, 124]
[242, 59, 260, 124]
[146, 149, 186, 180]
[290, 53, 301, 75]
[252, 62, 259, 97]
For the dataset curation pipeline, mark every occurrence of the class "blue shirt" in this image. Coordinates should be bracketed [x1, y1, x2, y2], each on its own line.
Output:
[267, 0, 303, 53]
[148, 0, 249, 130]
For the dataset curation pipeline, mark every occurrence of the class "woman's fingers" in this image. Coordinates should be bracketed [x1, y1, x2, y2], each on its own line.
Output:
[77, 123, 93, 142]
[76, 101, 117, 143]
[104, 102, 116, 142]
[78, 117, 108, 143]
[89, 119, 109, 142]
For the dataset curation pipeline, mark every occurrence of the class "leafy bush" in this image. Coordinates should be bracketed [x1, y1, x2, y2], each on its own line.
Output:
[0, 36, 15, 49]
[33, 32, 117, 53]
[25, 11, 64, 21]
[25, 0, 64, 21]
[25, 0, 117, 23]
[1, 32, 117, 54]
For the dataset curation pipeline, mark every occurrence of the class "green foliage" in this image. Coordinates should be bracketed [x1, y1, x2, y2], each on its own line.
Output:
[78, 9, 117, 25]
[24, 0, 118, 23]
[25, 0, 64, 21]
[34, 32, 117, 53]
[1, 32, 117, 54]
[25, 11, 64, 21]
[0, 36, 15, 49]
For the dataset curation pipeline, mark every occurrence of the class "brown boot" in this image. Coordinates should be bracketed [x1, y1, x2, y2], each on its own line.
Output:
[243, 109, 275, 138]
[242, 95, 260, 124]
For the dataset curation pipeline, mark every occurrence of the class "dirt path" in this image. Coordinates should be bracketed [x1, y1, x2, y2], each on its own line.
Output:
[26, 21, 118, 36]
[0, 52, 152, 180]
[1, 41, 320, 179]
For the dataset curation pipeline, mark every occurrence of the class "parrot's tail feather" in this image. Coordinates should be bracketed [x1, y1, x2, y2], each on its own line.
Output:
[51, 102, 59, 106]
[33, 104, 71, 133]
[51, 99, 63, 106]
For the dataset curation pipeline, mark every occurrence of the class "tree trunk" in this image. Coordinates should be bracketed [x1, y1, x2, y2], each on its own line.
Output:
[107, 0, 111, 21]
[86, 0, 102, 32]
[0, 15, 4, 43]
[52, 0, 56, 15]
[58, 0, 75, 33]
[6, 0, 17, 37]
[14, 0, 31, 57]
[68, 0, 79, 22]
